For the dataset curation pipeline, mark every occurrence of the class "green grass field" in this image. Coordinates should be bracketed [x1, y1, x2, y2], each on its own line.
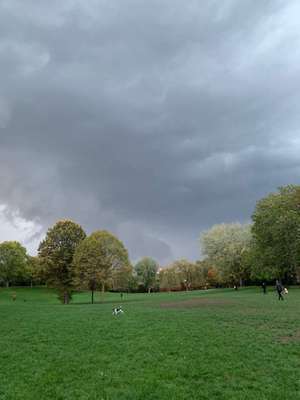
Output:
[0, 287, 299, 400]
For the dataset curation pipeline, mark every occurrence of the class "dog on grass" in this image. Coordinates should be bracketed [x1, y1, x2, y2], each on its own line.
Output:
[112, 306, 124, 316]
[284, 288, 288, 294]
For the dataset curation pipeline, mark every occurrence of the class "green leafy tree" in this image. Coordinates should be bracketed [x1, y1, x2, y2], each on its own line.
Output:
[172, 259, 196, 291]
[38, 220, 86, 304]
[73, 231, 130, 303]
[25, 256, 45, 287]
[126, 274, 139, 293]
[159, 265, 181, 292]
[251, 185, 300, 282]
[111, 264, 134, 293]
[0, 241, 28, 287]
[159, 259, 217, 291]
[200, 223, 252, 286]
[195, 259, 221, 288]
[134, 257, 159, 293]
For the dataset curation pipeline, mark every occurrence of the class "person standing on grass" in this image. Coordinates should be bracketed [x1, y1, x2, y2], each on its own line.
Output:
[262, 282, 267, 294]
[276, 280, 284, 301]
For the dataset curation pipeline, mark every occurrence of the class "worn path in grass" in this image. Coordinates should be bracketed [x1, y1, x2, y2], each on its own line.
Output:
[0, 287, 300, 399]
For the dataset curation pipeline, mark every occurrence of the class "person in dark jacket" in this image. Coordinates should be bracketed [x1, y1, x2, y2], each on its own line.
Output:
[276, 280, 284, 300]
[262, 282, 267, 294]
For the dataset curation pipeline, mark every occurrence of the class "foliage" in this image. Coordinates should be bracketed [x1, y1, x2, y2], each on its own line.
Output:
[200, 223, 252, 285]
[0, 241, 28, 286]
[73, 230, 130, 302]
[251, 185, 300, 282]
[134, 257, 159, 292]
[125, 273, 139, 292]
[195, 259, 221, 288]
[206, 266, 220, 287]
[4, 184, 300, 293]
[159, 265, 181, 291]
[160, 259, 221, 291]
[24, 256, 46, 286]
[38, 220, 86, 303]
[167, 259, 201, 290]
[111, 264, 134, 292]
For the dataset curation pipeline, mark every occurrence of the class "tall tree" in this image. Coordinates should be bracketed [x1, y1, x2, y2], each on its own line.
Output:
[134, 257, 159, 293]
[111, 264, 134, 293]
[73, 231, 130, 303]
[25, 256, 45, 287]
[252, 185, 300, 282]
[195, 259, 220, 288]
[38, 220, 86, 304]
[171, 259, 196, 291]
[200, 223, 252, 286]
[159, 265, 181, 292]
[0, 241, 28, 287]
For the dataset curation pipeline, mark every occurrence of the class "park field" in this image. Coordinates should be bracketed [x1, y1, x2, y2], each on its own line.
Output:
[0, 287, 300, 400]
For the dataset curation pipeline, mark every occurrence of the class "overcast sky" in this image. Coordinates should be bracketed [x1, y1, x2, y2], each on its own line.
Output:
[1, 0, 300, 264]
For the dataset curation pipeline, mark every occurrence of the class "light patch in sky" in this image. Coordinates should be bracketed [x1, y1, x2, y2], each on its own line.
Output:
[0, 204, 43, 254]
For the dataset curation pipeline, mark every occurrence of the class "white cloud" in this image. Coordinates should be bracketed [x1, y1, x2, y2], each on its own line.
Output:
[0, 204, 43, 254]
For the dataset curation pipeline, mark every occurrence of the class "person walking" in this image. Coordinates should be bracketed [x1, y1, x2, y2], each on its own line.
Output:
[262, 282, 267, 294]
[275, 280, 284, 301]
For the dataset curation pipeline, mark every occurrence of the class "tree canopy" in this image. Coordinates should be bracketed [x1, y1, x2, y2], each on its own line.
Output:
[251, 185, 300, 282]
[3, 184, 300, 293]
[200, 223, 252, 285]
[38, 220, 86, 304]
[134, 257, 159, 293]
[73, 230, 130, 303]
[0, 241, 28, 287]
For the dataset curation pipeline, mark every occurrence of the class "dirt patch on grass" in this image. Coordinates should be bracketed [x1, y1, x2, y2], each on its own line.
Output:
[279, 331, 300, 344]
[160, 298, 233, 309]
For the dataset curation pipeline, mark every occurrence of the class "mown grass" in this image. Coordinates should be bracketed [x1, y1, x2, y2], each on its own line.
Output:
[0, 287, 300, 399]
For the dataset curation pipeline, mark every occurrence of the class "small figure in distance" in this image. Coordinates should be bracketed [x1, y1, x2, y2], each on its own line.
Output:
[262, 282, 267, 294]
[275, 280, 284, 301]
[11, 292, 17, 301]
[112, 306, 124, 316]
[120, 292, 123, 301]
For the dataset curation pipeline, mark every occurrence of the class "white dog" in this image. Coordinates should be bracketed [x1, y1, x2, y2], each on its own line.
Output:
[112, 306, 124, 315]
[284, 288, 288, 294]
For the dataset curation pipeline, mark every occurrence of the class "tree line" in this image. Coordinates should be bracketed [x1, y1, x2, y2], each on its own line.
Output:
[1, 185, 300, 302]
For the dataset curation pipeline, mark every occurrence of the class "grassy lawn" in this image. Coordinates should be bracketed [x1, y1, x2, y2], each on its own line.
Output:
[0, 287, 300, 399]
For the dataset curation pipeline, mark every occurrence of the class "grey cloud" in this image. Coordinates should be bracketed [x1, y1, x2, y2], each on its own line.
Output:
[1, 0, 300, 263]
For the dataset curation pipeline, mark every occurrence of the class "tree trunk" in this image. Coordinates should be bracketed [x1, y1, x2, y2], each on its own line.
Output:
[91, 289, 94, 304]
[6, 281, 9, 288]
[64, 292, 69, 304]
[100, 282, 105, 302]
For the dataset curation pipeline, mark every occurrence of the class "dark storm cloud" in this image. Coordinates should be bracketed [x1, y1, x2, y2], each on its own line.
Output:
[1, 0, 300, 263]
